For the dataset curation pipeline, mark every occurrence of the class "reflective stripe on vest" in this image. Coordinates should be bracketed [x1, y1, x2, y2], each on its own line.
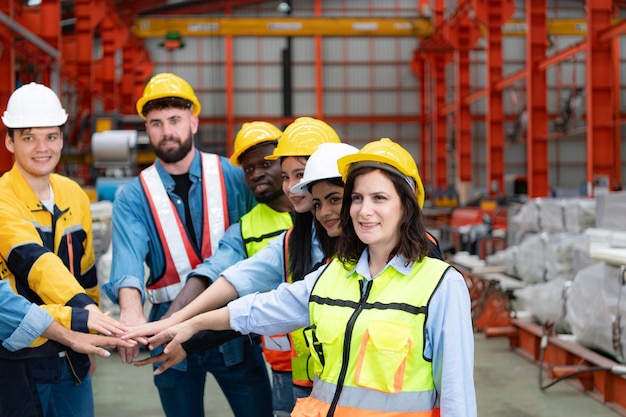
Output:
[141, 153, 228, 304]
[299, 257, 450, 417]
[293, 379, 440, 417]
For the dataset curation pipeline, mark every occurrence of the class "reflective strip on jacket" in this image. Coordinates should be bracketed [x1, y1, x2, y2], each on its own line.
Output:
[140, 152, 228, 304]
[240, 204, 292, 370]
[294, 256, 451, 417]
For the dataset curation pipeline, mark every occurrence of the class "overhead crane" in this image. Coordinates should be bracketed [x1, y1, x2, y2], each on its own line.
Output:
[132, 16, 595, 39]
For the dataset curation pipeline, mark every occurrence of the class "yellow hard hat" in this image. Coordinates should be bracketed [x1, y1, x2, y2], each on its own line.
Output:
[230, 121, 282, 167]
[136, 73, 201, 119]
[337, 138, 425, 208]
[265, 117, 340, 161]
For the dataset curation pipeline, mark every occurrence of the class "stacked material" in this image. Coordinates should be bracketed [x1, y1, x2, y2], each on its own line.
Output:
[510, 197, 596, 235]
[596, 191, 626, 233]
[487, 232, 588, 283]
[566, 262, 626, 363]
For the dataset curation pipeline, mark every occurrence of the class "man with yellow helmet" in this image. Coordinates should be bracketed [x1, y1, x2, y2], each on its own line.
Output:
[125, 116, 342, 415]
[152, 120, 296, 416]
[102, 73, 273, 417]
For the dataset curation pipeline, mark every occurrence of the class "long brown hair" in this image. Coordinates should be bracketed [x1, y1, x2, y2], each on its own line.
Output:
[335, 167, 430, 266]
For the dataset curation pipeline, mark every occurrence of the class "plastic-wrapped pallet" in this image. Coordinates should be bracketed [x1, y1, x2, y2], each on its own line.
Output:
[511, 199, 542, 234]
[511, 197, 596, 235]
[566, 262, 626, 363]
[514, 279, 571, 334]
[563, 198, 596, 233]
[486, 245, 519, 278]
[544, 233, 586, 282]
[596, 191, 626, 233]
[514, 233, 548, 283]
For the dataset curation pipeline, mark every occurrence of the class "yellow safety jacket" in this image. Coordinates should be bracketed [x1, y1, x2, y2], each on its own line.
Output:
[0, 165, 98, 378]
[240, 204, 292, 371]
[294, 256, 451, 417]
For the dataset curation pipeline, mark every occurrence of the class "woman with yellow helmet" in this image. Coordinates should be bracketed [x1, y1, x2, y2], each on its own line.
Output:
[128, 138, 475, 417]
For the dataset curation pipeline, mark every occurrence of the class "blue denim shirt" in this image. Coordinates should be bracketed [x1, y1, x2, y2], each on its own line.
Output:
[103, 149, 256, 305]
[221, 223, 324, 296]
[188, 222, 247, 284]
[0, 280, 53, 351]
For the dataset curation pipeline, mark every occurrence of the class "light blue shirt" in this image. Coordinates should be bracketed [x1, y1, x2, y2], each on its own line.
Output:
[103, 149, 256, 305]
[221, 224, 323, 296]
[0, 280, 54, 351]
[229, 250, 477, 417]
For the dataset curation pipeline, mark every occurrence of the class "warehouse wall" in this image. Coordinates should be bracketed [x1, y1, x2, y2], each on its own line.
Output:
[137, 0, 625, 198]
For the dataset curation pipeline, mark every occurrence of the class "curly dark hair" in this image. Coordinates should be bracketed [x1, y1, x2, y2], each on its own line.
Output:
[335, 167, 430, 266]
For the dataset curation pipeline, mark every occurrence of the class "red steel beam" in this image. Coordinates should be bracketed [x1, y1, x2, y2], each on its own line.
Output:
[0, 0, 15, 174]
[225, 35, 235, 156]
[432, 51, 448, 190]
[586, 0, 615, 194]
[526, 0, 549, 197]
[453, 21, 473, 184]
[483, 0, 506, 197]
[505, 318, 626, 416]
[613, 38, 622, 188]
[314, 0, 323, 119]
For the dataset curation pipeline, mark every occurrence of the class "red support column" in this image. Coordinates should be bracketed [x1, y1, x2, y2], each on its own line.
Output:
[417, 58, 428, 183]
[450, 18, 474, 203]
[0, 0, 15, 174]
[225, 36, 234, 155]
[74, 0, 105, 148]
[314, 0, 323, 119]
[526, 0, 549, 197]
[586, 0, 615, 194]
[613, 38, 622, 188]
[474, 0, 513, 197]
[433, 52, 448, 190]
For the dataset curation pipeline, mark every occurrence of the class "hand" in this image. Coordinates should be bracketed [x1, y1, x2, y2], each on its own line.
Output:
[85, 306, 128, 336]
[118, 307, 147, 364]
[65, 332, 136, 358]
[122, 317, 177, 345]
[147, 321, 197, 354]
[134, 344, 188, 376]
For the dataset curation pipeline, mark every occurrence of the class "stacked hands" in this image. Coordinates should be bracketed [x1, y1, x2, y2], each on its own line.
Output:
[66, 306, 189, 375]
[120, 316, 196, 376]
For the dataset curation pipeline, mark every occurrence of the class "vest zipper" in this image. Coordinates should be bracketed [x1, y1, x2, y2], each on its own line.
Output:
[326, 279, 373, 417]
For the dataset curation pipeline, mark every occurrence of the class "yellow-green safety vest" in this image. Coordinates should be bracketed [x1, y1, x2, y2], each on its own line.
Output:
[240, 203, 292, 257]
[295, 256, 451, 417]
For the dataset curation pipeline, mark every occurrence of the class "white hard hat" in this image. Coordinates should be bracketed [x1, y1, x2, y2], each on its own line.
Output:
[2, 82, 68, 128]
[290, 142, 359, 195]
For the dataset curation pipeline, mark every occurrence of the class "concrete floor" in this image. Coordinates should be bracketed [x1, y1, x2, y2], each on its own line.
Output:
[92, 334, 621, 417]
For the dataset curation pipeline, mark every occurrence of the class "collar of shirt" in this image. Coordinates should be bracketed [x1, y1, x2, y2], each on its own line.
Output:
[154, 148, 202, 190]
[351, 249, 414, 281]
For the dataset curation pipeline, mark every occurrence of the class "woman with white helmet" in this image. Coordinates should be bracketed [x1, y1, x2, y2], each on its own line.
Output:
[131, 138, 476, 417]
